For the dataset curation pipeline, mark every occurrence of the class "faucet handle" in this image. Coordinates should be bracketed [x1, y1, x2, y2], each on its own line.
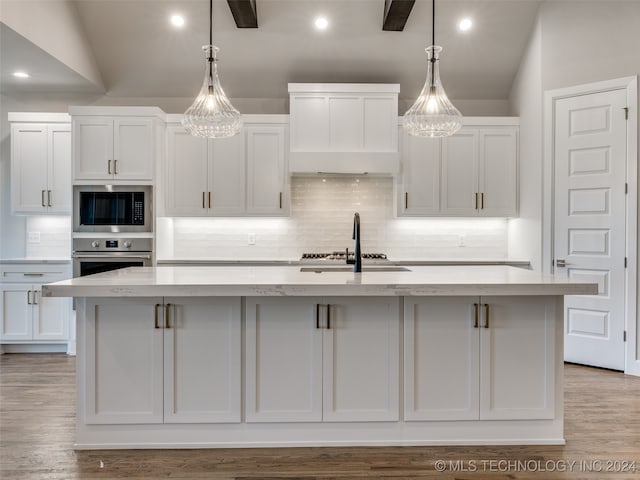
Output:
[345, 247, 355, 264]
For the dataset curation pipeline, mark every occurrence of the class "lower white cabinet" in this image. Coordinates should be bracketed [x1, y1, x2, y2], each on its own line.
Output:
[404, 296, 556, 421]
[83, 297, 241, 425]
[0, 264, 71, 344]
[245, 296, 400, 422]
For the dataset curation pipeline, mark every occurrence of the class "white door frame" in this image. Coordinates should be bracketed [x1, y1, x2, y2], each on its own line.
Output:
[543, 76, 638, 376]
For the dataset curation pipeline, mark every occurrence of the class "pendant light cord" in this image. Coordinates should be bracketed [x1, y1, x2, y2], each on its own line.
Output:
[208, 0, 214, 88]
[430, 0, 436, 86]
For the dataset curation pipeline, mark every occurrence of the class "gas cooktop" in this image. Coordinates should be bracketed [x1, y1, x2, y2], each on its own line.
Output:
[300, 251, 389, 263]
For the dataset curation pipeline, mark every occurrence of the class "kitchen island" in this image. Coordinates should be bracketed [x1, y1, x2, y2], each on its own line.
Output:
[43, 265, 596, 449]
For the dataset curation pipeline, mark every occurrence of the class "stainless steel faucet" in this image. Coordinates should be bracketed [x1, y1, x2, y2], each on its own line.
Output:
[352, 212, 362, 272]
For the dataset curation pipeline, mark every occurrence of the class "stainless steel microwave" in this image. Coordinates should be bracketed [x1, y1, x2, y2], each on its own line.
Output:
[73, 185, 152, 232]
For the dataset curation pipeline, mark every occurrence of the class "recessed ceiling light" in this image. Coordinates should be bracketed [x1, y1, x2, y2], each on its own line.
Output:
[458, 17, 473, 32]
[13, 71, 30, 79]
[314, 17, 329, 30]
[170, 14, 185, 28]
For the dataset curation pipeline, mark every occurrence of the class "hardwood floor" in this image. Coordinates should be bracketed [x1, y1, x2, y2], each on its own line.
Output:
[1, 354, 638, 479]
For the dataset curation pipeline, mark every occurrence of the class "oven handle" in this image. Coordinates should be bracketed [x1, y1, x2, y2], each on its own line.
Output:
[72, 254, 152, 260]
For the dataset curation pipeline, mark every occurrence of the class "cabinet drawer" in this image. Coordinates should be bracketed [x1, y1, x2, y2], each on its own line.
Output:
[1, 265, 71, 283]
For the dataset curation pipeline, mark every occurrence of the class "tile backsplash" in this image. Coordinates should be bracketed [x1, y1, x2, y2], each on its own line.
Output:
[158, 176, 508, 260]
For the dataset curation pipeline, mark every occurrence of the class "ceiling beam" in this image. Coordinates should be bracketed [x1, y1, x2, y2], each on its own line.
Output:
[382, 0, 415, 31]
[227, 0, 258, 28]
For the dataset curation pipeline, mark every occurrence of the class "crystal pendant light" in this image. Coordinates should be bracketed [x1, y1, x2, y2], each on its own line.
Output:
[404, 0, 462, 138]
[182, 0, 242, 138]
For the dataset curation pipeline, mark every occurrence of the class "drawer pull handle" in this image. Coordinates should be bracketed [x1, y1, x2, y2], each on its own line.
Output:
[23, 273, 44, 277]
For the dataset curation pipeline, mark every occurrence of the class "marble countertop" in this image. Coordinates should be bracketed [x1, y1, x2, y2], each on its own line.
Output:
[43, 265, 597, 297]
[156, 259, 531, 267]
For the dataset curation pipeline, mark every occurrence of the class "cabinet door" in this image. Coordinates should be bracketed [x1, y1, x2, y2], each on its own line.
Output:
[166, 126, 209, 216]
[73, 117, 113, 180]
[245, 297, 322, 422]
[163, 297, 241, 423]
[478, 129, 518, 216]
[441, 128, 479, 215]
[246, 126, 288, 215]
[47, 125, 72, 214]
[322, 297, 400, 422]
[84, 298, 164, 424]
[399, 131, 440, 215]
[209, 134, 246, 215]
[479, 296, 556, 420]
[33, 290, 70, 340]
[113, 118, 154, 180]
[11, 124, 49, 213]
[404, 297, 479, 421]
[0, 284, 33, 341]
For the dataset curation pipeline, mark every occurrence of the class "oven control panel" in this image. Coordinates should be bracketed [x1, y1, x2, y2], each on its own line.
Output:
[73, 237, 153, 253]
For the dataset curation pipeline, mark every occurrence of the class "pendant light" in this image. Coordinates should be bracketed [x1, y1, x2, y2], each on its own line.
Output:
[404, 0, 462, 138]
[182, 0, 242, 138]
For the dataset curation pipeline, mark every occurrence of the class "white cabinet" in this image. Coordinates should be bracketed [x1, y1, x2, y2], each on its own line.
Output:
[166, 125, 245, 216]
[404, 296, 556, 421]
[83, 297, 241, 425]
[245, 296, 399, 423]
[10, 122, 71, 214]
[70, 107, 164, 183]
[398, 121, 518, 217]
[0, 264, 71, 343]
[288, 84, 400, 174]
[246, 125, 288, 215]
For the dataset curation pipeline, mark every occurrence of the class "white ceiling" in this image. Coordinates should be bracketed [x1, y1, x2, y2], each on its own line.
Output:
[0, 0, 544, 102]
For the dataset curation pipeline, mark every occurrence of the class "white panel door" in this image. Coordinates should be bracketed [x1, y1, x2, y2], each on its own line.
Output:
[246, 126, 287, 215]
[322, 297, 399, 422]
[363, 97, 397, 151]
[479, 128, 518, 216]
[209, 134, 246, 215]
[245, 297, 323, 422]
[73, 117, 113, 180]
[166, 126, 209, 216]
[85, 298, 164, 424]
[479, 296, 555, 420]
[33, 291, 69, 340]
[441, 128, 479, 215]
[399, 131, 440, 215]
[163, 298, 241, 423]
[329, 96, 362, 150]
[11, 124, 48, 213]
[47, 125, 72, 214]
[554, 89, 627, 370]
[113, 118, 154, 180]
[404, 297, 479, 421]
[0, 285, 32, 341]
[290, 96, 328, 151]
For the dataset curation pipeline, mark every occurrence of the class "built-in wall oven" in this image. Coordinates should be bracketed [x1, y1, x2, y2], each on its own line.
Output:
[73, 185, 152, 233]
[72, 237, 153, 278]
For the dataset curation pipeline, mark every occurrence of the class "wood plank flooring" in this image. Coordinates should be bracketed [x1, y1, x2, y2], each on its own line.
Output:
[1, 354, 639, 479]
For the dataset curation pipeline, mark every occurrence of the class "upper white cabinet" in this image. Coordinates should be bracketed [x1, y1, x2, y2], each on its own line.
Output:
[245, 296, 400, 423]
[399, 119, 519, 217]
[289, 83, 400, 174]
[9, 114, 71, 214]
[70, 107, 164, 184]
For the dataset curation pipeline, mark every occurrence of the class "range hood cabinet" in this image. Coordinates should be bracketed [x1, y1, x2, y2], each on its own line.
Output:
[288, 83, 400, 174]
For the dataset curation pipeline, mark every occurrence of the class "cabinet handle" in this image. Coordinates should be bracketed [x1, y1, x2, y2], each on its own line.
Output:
[208, 192, 212, 209]
[474, 192, 478, 210]
[404, 192, 408, 209]
[279, 192, 283, 209]
[34, 291, 39, 305]
[108, 159, 112, 174]
[316, 304, 321, 329]
[481, 192, 485, 209]
[27, 290, 32, 305]
[114, 160, 119, 175]
[202, 192, 206, 209]
[326, 304, 331, 329]
[23, 273, 44, 277]
[165, 303, 172, 329]
[473, 303, 479, 328]
[41, 190, 46, 207]
[154, 304, 161, 328]
[47, 190, 52, 207]
[484, 304, 490, 328]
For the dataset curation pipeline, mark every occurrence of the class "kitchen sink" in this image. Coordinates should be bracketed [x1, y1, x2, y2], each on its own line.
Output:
[299, 266, 411, 273]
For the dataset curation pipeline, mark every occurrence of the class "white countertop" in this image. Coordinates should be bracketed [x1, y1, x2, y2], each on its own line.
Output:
[42, 265, 597, 297]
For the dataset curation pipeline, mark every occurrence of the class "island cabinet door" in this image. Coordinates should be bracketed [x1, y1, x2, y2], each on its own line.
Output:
[322, 297, 400, 422]
[84, 298, 164, 424]
[163, 297, 241, 423]
[403, 297, 480, 421]
[479, 296, 556, 420]
[245, 297, 323, 422]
